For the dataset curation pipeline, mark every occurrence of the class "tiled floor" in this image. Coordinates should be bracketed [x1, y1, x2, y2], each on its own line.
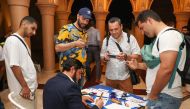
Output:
[1, 71, 190, 109]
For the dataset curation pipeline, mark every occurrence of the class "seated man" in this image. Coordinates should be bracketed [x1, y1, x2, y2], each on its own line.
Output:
[43, 58, 103, 109]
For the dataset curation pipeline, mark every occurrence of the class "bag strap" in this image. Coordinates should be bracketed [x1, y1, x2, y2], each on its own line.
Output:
[156, 28, 184, 88]
[106, 36, 110, 47]
[126, 32, 130, 43]
[168, 47, 182, 88]
[106, 32, 130, 47]
[11, 34, 31, 57]
[157, 28, 185, 50]
[114, 42, 123, 52]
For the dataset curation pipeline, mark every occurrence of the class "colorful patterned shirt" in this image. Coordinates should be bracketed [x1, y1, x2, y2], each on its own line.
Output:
[56, 24, 88, 65]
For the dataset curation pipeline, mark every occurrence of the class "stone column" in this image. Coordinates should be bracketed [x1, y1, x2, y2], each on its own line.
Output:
[130, 0, 154, 48]
[94, 12, 108, 42]
[7, 0, 31, 47]
[133, 12, 144, 48]
[175, 12, 190, 31]
[1, 0, 11, 33]
[0, 11, 2, 27]
[55, 11, 70, 33]
[37, 3, 56, 73]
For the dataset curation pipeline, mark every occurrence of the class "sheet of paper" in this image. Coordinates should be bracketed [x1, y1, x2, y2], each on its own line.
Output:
[83, 86, 147, 108]
[82, 88, 109, 98]
[126, 97, 147, 106]
[81, 88, 95, 93]
[112, 89, 124, 98]
[105, 103, 130, 109]
[125, 100, 140, 108]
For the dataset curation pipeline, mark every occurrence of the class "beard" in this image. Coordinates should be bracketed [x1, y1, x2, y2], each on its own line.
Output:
[77, 20, 86, 29]
[23, 28, 28, 38]
[72, 71, 78, 83]
[72, 71, 84, 88]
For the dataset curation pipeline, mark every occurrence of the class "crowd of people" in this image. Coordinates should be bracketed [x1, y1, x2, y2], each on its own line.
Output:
[0, 7, 190, 109]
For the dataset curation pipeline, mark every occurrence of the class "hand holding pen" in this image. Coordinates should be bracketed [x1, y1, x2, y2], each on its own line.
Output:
[95, 92, 104, 109]
[99, 92, 103, 99]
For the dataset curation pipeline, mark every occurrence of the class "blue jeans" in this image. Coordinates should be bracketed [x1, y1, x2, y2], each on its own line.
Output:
[147, 93, 182, 109]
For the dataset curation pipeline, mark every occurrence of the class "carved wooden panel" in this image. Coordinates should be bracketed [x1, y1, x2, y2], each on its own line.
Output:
[184, 0, 190, 11]
[172, 0, 190, 12]
[54, 0, 73, 11]
[130, 0, 153, 12]
[91, 0, 112, 12]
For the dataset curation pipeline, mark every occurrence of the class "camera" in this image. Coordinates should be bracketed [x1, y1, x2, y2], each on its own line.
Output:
[108, 54, 116, 58]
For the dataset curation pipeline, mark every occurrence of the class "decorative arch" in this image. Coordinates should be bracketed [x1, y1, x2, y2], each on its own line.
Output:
[0, 0, 11, 35]
[130, 0, 154, 12]
[172, 0, 190, 12]
[69, 0, 94, 22]
[106, 0, 134, 31]
[55, 0, 74, 12]
[151, 0, 175, 26]
[90, 0, 112, 12]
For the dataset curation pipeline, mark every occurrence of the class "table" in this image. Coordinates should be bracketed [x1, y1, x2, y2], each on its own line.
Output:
[82, 84, 147, 109]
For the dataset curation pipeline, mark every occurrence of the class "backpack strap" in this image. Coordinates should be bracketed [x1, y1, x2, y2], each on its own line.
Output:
[115, 42, 123, 52]
[156, 28, 184, 88]
[126, 32, 130, 43]
[157, 39, 159, 51]
[157, 28, 185, 50]
[11, 34, 31, 57]
[106, 35, 110, 47]
[168, 47, 182, 88]
[106, 32, 130, 47]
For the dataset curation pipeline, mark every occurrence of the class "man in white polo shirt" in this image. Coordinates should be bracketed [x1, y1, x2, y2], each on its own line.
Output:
[3, 16, 38, 109]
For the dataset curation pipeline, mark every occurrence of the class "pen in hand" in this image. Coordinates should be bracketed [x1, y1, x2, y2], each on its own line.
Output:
[95, 92, 104, 109]
[99, 92, 103, 99]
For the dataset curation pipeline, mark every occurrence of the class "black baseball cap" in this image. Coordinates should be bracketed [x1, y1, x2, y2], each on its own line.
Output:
[78, 7, 92, 19]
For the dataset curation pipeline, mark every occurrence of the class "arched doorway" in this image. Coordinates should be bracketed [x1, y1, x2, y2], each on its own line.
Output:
[144, 0, 175, 45]
[30, 0, 43, 67]
[69, 0, 94, 23]
[151, 0, 175, 27]
[106, 0, 134, 36]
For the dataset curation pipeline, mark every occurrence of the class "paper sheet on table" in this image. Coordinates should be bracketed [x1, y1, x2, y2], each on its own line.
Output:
[105, 103, 130, 109]
[126, 97, 147, 106]
[81, 88, 109, 98]
[125, 100, 140, 108]
[81, 88, 96, 93]
[112, 89, 124, 97]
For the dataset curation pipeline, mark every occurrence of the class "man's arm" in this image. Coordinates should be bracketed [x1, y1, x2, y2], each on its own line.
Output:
[137, 62, 147, 70]
[148, 51, 178, 100]
[55, 42, 76, 52]
[11, 65, 31, 99]
[55, 39, 86, 52]
[127, 59, 147, 70]
[82, 96, 103, 109]
[126, 54, 139, 61]
[100, 39, 110, 62]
